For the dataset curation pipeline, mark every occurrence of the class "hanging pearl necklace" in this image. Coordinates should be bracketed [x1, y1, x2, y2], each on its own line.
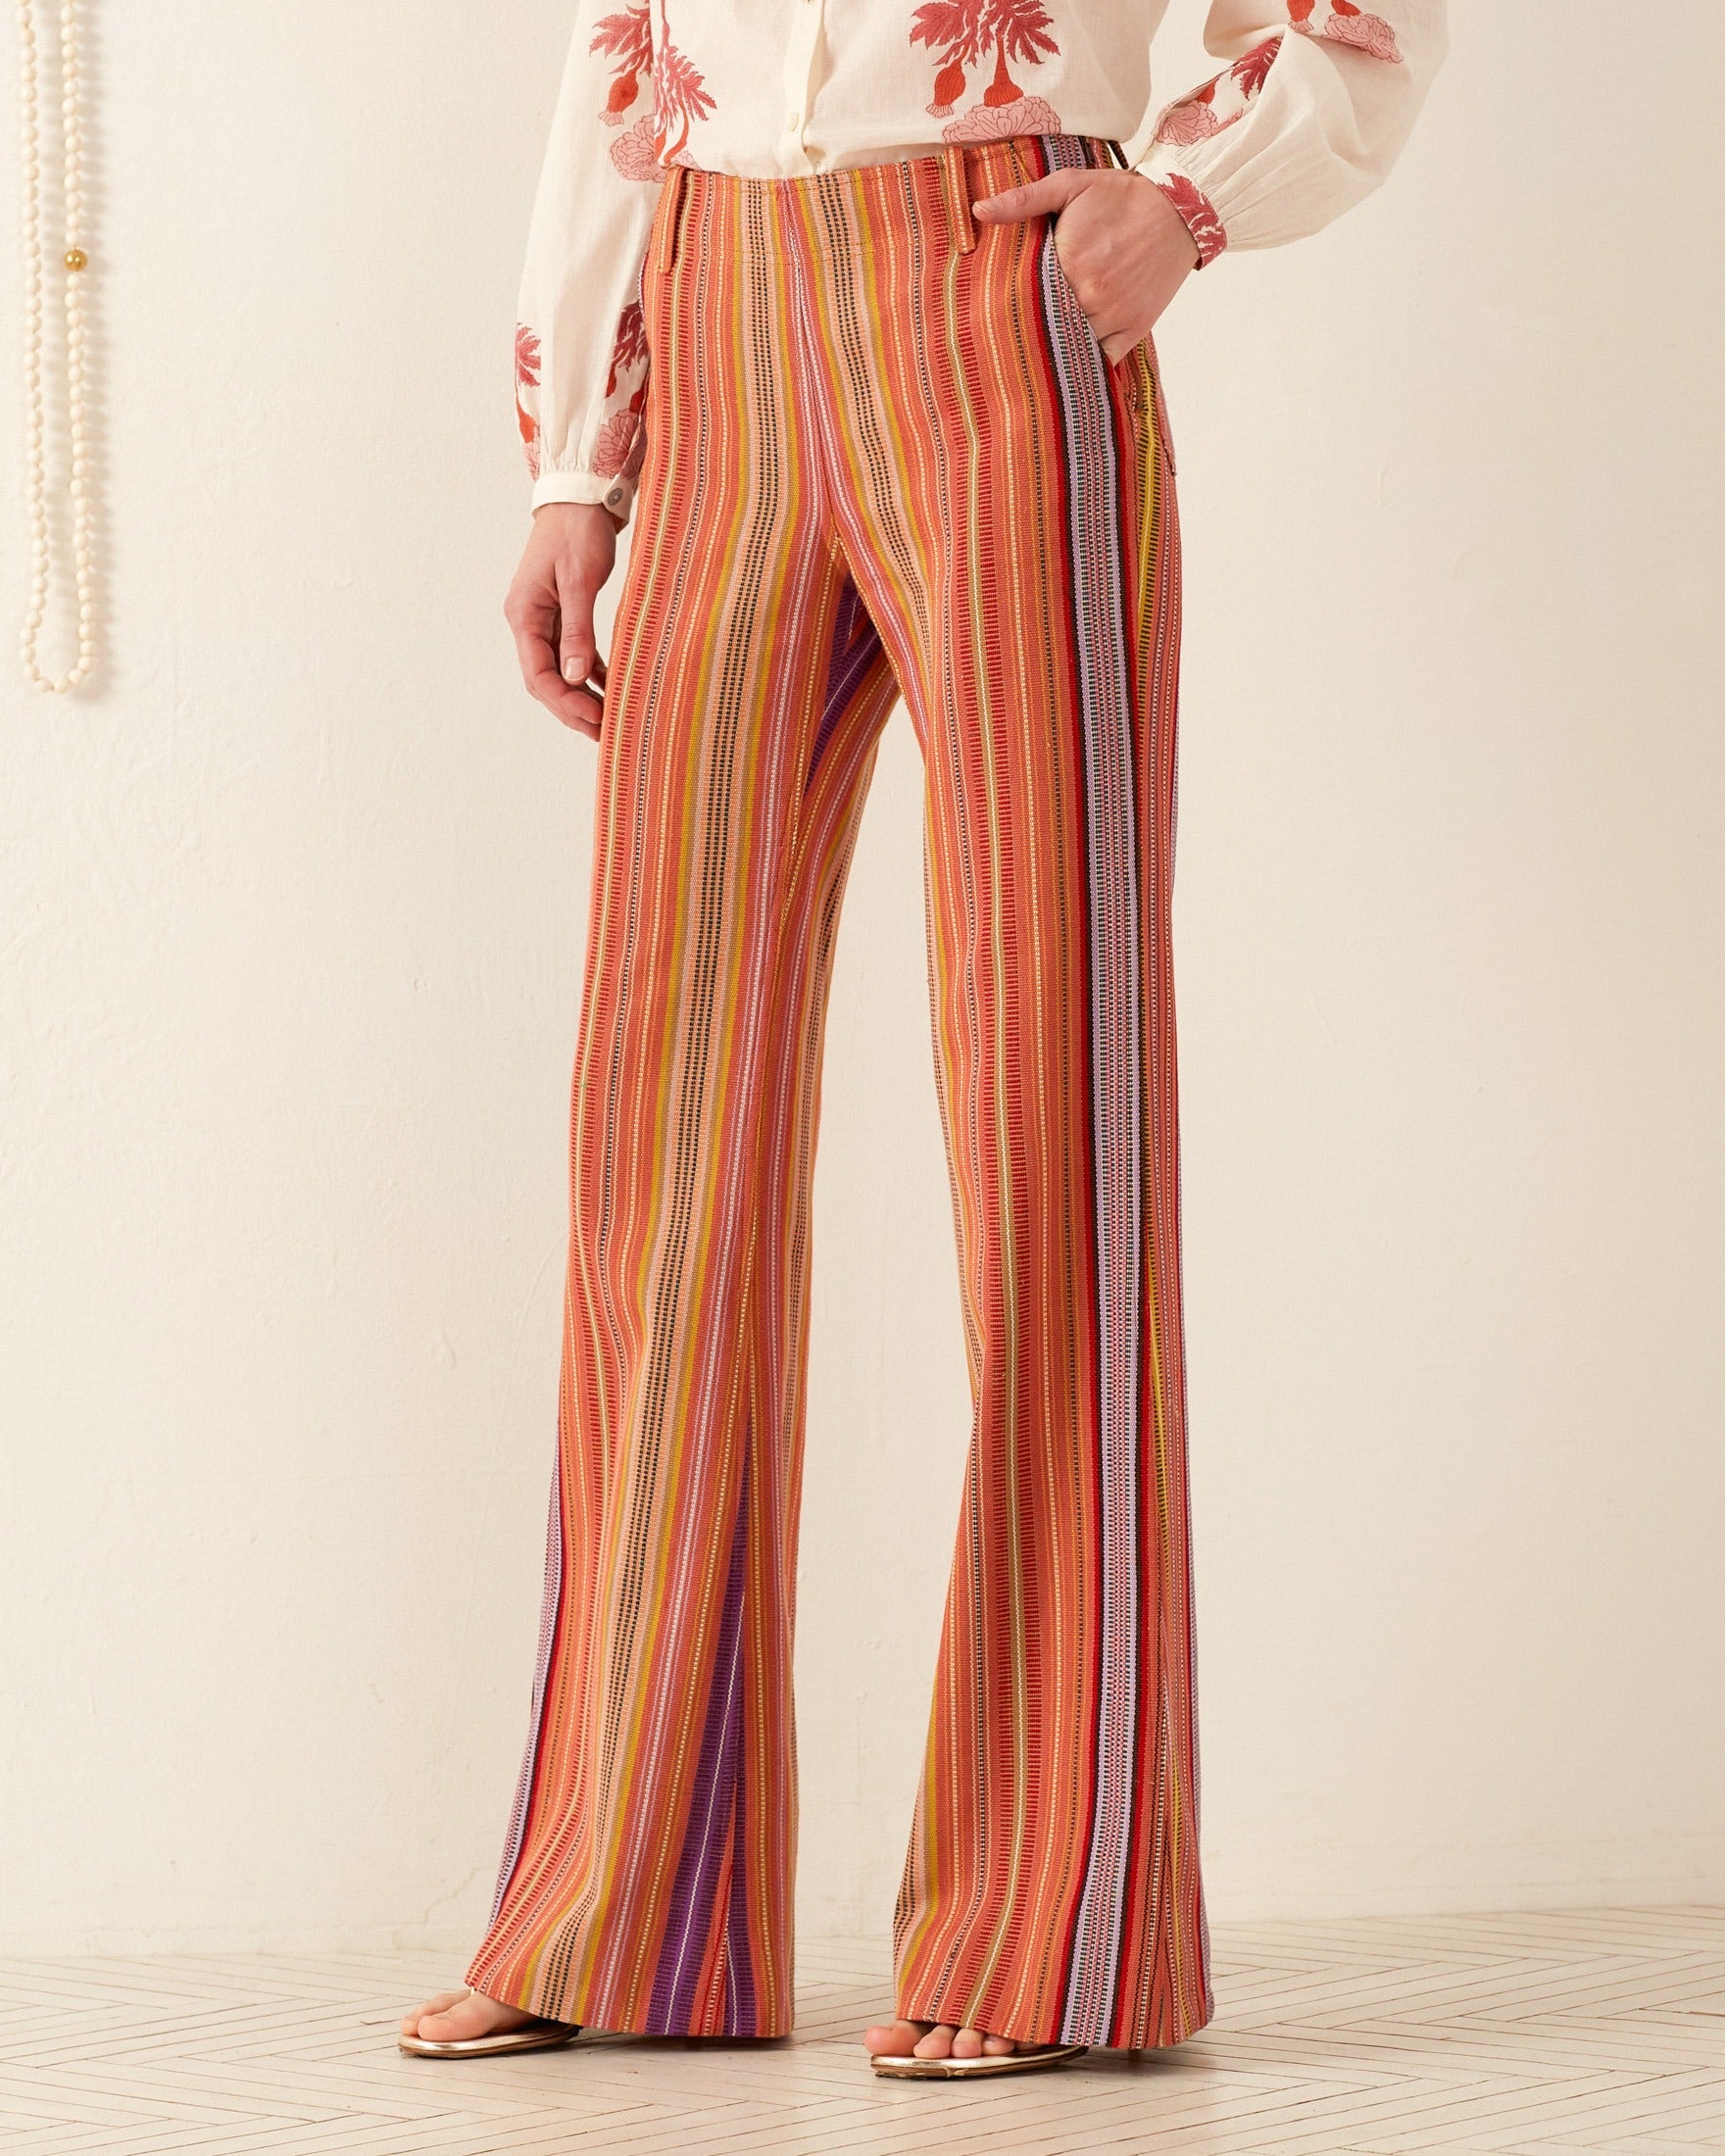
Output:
[16, 0, 96, 692]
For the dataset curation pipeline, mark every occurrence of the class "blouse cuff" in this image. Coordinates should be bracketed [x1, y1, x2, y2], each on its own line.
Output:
[530, 464, 636, 528]
[1130, 149, 1230, 270]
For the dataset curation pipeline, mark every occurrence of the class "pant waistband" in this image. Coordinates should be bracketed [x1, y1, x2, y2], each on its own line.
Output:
[654, 133, 1124, 275]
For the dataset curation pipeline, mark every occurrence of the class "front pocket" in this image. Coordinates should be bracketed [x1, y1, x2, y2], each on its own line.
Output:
[1142, 341, 1177, 474]
[1045, 220, 1163, 425]
[1044, 219, 1104, 351]
[1036, 215, 1176, 476]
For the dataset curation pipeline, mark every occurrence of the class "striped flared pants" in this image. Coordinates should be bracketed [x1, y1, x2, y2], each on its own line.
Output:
[465, 130, 1213, 2053]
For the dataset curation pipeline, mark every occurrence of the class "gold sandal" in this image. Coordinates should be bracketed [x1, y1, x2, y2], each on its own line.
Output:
[870, 2040, 1089, 2080]
[399, 2018, 581, 2059]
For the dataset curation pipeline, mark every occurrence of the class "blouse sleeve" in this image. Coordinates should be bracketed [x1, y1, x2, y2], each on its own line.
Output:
[1127, 0, 1448, 269]
[515, 1, 665, 527]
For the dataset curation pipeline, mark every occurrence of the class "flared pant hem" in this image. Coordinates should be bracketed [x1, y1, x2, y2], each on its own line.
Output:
[462, 1952, 795, 2043]
[461, 1957, 1210, 2051]
[467, 1998, 797, 2045]
[893, 1980, 1215, 2052]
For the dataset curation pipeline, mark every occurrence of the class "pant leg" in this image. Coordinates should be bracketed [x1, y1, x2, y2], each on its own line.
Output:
[787, 133, 1213, 2050]
[466, 170, 898, 2037]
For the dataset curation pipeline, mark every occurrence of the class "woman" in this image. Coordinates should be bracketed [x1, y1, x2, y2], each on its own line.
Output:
[402, 0, 1447, 2082]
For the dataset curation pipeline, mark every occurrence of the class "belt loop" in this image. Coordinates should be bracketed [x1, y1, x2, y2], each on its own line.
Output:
[656, 161, 688, 274]
[941, 142, 975, 254]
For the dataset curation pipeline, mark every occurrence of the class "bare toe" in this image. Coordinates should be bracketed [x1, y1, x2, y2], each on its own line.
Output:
[952, 2025, 1017, 2057]
[912, 2022, 957, 2059]
[863, 2017, 930, 2057]
[400, 1989, 468, 2038]
[412, 1989, 540, 2044]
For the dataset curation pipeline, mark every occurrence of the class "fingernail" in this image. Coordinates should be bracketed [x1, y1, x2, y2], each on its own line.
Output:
[563, 658, 581, 685]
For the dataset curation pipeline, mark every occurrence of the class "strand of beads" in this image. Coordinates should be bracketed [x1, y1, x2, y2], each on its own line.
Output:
[18, 0, 96, 692]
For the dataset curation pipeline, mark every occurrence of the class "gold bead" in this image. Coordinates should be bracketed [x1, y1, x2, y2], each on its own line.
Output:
[64, 248, 87, 271]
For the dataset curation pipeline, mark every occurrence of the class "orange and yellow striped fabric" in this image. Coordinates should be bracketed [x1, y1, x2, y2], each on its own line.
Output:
[466, 129, 1213, 2054]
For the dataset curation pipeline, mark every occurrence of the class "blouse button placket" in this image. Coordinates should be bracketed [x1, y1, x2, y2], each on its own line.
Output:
[780, 0, 822, 172]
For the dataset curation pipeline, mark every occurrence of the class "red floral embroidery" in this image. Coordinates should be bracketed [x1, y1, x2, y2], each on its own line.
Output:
[1155, 34, 1284, 150]
[1290, 0, 1403, 63]
[604, 303, 647, 400]
[591, 407, 642, 480]
[1156, 105, 1224, 148]
[1231, 35, 1282, 99]
[515, 323, 542, 478]
[593, 3, 715, 169]
[591, 3, 652, 122]
[611, 115, 665, 181]
[1155, 78, 1227, 148]
[911, 0, 1059, 124]
[1321, 1, 1402, 60]
[1148, 171, 1227, 269]
[652, 39, 715, 160]
[1152, 1, 1405, 174]
[943, 93, 1063, 141]
[588, 300, 653, 480]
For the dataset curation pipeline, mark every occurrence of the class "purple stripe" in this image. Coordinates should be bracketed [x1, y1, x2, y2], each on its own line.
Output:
[722, 1758, 759, 2035]
[1033, 130, 1147, 2047]
[809, 576, 884, 788]
[646, 1444, 752, 2033]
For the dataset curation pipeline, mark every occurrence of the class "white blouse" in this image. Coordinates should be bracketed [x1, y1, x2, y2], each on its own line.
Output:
[515, 0, 1448, 523]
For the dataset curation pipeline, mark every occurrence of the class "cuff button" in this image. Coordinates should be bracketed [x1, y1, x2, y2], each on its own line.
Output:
[604, 483, 625, 509]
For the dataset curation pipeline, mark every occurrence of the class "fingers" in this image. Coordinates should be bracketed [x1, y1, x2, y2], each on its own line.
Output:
[971, 167, 1087, 224]
[1012, 169, 1194, 358]
[551, 555, 608, 737]
[523, 640, 605, 739]
[554, 553, 599, 693]
[505, 525, 612, 739]
[508, 601, 604, 738]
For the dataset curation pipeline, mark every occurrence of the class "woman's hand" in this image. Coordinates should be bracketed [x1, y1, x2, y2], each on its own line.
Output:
[504, 501, 621, 740]
[972, 168, 1201, 366]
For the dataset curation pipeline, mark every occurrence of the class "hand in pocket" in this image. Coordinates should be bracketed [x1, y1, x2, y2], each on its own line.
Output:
[971, 166, 1200, 365]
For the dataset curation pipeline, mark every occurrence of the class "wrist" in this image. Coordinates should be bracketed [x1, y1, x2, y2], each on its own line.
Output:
[534, 498, 622, 533]
[530, 468, 635, 524]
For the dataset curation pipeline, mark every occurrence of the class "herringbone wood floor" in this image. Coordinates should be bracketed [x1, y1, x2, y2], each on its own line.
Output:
[2, 1907, 1722, 2153]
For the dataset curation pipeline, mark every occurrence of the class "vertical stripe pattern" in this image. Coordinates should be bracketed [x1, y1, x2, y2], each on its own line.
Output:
[466, 130, 1212, 2053]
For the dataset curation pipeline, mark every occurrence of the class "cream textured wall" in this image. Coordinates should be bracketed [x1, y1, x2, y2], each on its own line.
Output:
[2, 5, 1721, 1960]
